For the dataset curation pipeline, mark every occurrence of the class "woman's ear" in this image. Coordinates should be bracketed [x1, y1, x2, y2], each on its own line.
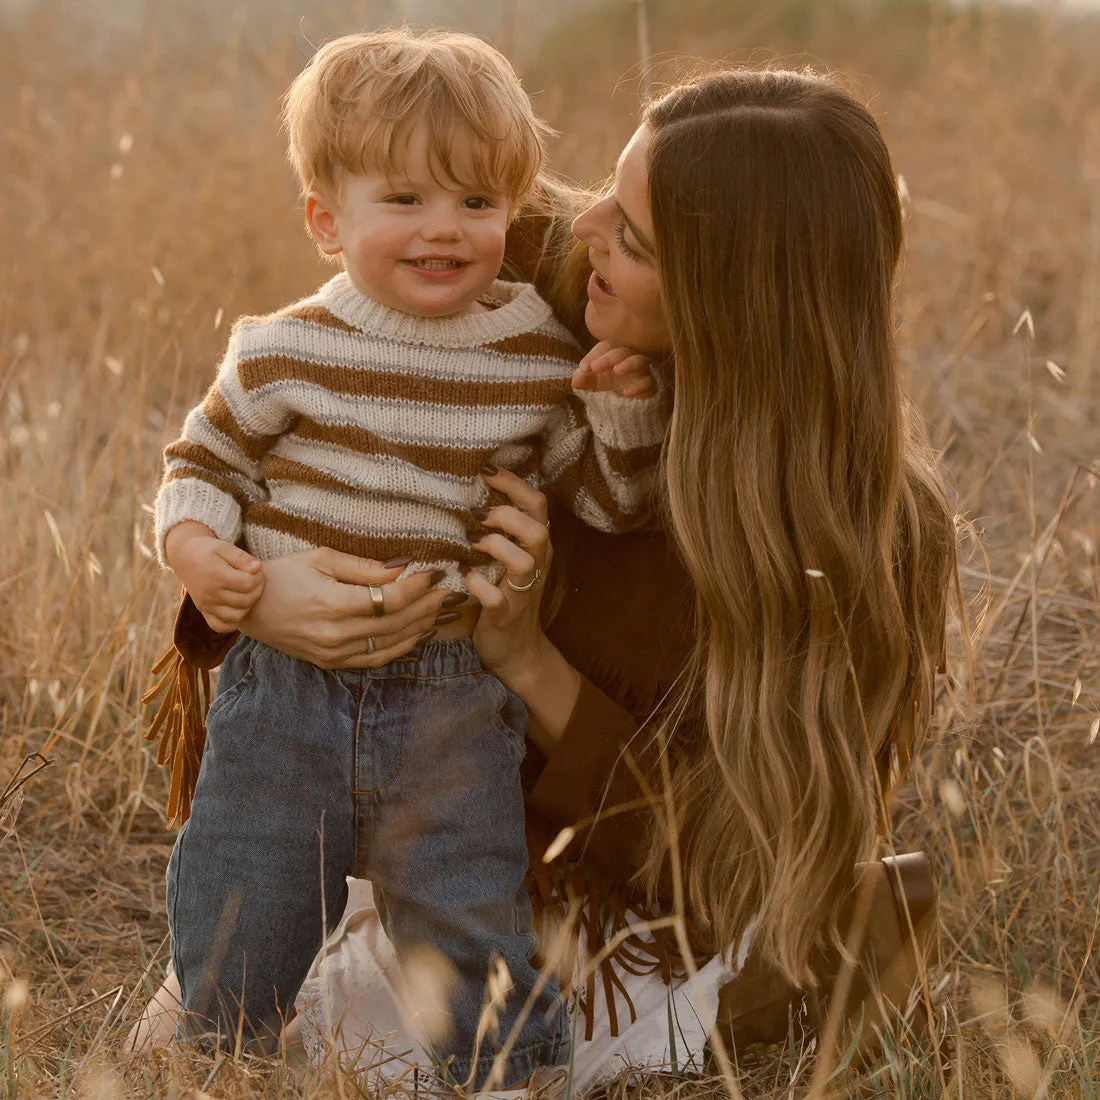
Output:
[305, 191, 342, 256]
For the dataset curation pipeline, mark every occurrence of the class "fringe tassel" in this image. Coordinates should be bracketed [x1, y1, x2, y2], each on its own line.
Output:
[141, 643, 213, 826]
[526, 828, 710, 1042]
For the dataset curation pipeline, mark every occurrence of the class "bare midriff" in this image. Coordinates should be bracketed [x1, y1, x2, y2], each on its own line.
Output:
[431, 600, 481, 641]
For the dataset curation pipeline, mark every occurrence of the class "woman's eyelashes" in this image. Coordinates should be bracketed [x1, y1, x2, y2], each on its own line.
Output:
[614, 218, 641, 260]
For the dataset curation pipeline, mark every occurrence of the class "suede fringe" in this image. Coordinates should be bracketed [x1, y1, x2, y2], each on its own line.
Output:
[525, 826, 711, 1042]
[140, 643, 212, 826]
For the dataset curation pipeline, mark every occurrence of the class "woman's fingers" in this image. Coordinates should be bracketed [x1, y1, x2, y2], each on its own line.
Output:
[479, 467, 549, 525]
[463, 567, 509, 613]
[307, 548, 443, 619]
[477, 505, 550, 556]
[311, 547, 408, 588]
[334, 632, 423, 670]
[324, 607, 446, 668]
[471, 533, 537, 581]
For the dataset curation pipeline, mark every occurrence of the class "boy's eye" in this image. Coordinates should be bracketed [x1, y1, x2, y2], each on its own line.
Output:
[463, 195, 495, 211]
[387, 194, 419, 206]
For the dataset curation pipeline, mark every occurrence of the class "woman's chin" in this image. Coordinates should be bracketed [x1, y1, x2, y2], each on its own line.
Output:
[583, 299, 616, 343]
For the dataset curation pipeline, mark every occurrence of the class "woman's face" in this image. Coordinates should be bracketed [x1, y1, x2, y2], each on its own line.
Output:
[571, 125, 671, 356]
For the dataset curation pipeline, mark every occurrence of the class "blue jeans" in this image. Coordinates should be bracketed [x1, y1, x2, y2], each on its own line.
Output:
[166, 636, 569, 1087]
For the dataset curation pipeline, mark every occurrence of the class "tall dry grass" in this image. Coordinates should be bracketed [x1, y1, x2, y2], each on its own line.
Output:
[1, 0, 1100, 1095]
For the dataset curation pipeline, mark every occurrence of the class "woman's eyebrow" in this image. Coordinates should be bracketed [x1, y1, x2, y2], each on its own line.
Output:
[617, 201, 655, 256]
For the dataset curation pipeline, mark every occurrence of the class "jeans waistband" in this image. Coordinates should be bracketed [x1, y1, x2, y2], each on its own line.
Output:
[333, 637, 483, 686]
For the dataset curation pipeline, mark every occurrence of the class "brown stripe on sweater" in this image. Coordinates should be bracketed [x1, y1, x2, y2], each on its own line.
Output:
[483, 332, 585, 365]
[276, 304, 362, 333]
[603, 441, 663, 479]
[248, 505, 490, 566]
[202, 390, 283, 463]
[237, 354, 571, 409]
[291, 417, 538, 479]
[165, 439, 247, 480]
[162, 465, 254, 512]
[550, 450, 634, 529]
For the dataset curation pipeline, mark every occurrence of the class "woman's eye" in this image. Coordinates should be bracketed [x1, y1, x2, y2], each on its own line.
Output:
[388, 194, 419, 206]
[614, 219, 640, 260]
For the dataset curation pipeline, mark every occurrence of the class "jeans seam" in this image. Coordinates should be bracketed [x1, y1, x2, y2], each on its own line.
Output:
[351, 680, 407, 796]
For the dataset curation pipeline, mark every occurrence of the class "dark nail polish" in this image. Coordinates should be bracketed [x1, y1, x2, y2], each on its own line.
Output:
[435, 611, 462, 626]
[480, 463, 499, 476]
[428, 570, 446, 586]
[470, 506, 489, 521]
[441, 592, 468, 608]
[417, 630, 437, 643]
[383, 555, 413, 569]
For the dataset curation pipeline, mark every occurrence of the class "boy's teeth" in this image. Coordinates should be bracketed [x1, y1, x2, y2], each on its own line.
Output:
[412, 259, 462, 270]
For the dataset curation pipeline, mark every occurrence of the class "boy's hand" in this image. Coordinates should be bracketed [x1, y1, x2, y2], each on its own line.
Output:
[164, 521, 265, 634]
[571, 340, 656, 399]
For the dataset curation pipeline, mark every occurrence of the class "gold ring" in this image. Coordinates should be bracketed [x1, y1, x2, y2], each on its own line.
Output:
[507, 567, 543, 593]
[368, 583, 385, 618]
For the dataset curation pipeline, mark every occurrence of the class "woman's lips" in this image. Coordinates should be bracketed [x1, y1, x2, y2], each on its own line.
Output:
[588, 269, 616, 302]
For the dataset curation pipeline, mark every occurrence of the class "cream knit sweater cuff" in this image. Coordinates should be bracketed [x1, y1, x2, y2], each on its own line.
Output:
[154, 480, 243, 568]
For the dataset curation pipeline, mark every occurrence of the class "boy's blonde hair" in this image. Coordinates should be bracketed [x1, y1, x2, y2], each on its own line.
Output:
[282, 27, 551, 204]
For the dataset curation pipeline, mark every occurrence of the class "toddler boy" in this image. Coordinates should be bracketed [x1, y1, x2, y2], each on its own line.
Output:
[154, 28, 665, 1089]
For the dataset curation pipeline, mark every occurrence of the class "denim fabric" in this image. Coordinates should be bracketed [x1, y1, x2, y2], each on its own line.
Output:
[167, 636, 569, 1087]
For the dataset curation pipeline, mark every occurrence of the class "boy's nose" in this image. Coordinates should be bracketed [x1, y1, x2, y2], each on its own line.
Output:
[422, 212, 462, 241]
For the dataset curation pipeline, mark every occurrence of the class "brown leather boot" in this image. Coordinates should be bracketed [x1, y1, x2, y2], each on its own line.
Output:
[715, 852, 939, 1055]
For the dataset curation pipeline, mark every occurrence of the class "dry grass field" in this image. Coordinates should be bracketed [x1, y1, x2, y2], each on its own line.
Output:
[2, 0, 1100, 1095]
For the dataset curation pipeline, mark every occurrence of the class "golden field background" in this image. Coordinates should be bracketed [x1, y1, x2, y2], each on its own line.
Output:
[2, 0, 1100, 1095]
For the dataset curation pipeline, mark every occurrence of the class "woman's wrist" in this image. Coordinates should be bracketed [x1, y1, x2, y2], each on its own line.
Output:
[492, 634, 583, 757]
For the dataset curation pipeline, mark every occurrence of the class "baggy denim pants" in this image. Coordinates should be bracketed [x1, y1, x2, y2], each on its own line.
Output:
[166, 636, 569, 1087]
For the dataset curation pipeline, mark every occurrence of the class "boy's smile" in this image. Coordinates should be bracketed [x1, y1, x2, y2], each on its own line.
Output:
[306, 122, 512, 319]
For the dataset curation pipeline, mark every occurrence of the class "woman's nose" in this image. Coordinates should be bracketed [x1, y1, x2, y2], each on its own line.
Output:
[571, 195, 610, 248]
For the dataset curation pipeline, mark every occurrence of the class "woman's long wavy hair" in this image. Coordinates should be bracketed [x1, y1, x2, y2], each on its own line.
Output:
[537, 68, 958, 985]
[639, 70, 956, 983]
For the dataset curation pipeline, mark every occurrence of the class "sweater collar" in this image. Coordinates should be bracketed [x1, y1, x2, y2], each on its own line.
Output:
[318, 272, 554, 348]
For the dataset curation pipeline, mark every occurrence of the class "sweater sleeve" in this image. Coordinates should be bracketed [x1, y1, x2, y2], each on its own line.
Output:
[539, 379, 669, 533]
[526, 674, 657, 878]
[153, 325, 286, 564]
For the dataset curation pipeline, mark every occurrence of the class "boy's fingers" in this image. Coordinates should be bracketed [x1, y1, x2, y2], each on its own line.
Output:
[612, 353, 652, 376]
[215, 542, 262, 573]
[215, 565, 264, 594]
[578, 340, 616, 370]
[622, 378, 656, 398]
[571, 364, 596, 390]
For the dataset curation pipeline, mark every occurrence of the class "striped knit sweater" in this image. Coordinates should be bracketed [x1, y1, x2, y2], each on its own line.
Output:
[154, 273, 668, 591]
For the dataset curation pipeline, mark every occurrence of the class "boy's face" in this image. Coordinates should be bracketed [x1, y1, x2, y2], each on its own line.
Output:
[306, 122, 512, 318]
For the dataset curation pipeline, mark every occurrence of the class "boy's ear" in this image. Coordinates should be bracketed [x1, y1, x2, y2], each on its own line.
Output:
[305, 191, 342, 256]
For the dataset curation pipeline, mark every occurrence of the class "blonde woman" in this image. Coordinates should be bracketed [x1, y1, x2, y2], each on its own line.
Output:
[131, 68, 956, 1087]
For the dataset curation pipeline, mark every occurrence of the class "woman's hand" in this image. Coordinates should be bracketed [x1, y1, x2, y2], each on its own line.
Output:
[467, 468, 583, 753]
[237, 548, 451, 670]
[571, 340, 656, 398]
